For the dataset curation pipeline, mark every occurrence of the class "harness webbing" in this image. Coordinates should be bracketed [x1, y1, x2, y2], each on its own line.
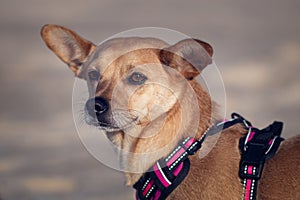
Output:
[133, 113, 284, 200]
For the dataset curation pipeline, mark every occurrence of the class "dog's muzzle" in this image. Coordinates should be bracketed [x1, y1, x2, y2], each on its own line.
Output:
[84, 97, 139, 131]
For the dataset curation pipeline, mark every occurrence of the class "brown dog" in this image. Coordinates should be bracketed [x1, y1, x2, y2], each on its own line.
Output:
[41, 24, 299, 199]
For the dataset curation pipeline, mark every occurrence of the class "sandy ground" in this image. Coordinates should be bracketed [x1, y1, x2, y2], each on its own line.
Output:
[0, 0, 299, 199]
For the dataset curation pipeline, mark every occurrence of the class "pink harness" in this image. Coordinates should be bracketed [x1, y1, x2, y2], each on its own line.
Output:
[133, 113, 284, 200]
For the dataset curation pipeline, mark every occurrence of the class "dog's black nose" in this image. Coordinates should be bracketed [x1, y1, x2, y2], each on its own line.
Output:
[86, 97, 109, 117]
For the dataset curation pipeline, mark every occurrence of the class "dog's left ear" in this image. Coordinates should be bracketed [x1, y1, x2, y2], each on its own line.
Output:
[160, 39, 213, 80]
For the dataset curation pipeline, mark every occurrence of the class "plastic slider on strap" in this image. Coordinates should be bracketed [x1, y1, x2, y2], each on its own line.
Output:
[177, 137, 202, 156]
[239, 142, 266, 179]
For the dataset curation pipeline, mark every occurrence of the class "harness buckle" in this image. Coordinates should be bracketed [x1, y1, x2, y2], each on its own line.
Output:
[239, 142, 266, 179]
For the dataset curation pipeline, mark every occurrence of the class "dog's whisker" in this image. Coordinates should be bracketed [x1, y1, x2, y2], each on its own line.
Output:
[76, 109, 88, 128]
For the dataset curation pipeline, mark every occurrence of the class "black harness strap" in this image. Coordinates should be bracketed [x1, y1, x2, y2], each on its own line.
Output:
[237, 113, 284, 200]
[133, 113, 284, 200]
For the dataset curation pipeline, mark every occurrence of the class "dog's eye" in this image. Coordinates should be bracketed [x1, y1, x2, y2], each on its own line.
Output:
[128, 72, 147, 85]
[88, 70, 100, 81]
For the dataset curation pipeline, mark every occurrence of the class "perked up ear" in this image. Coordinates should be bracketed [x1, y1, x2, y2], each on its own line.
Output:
[41, 24, 96, 76]
[160, 39, 213, 80]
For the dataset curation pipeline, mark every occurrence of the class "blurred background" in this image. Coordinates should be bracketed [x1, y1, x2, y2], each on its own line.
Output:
[0, 0, 299, 199]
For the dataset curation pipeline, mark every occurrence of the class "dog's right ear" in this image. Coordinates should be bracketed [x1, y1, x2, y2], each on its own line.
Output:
[41, 24, 96, 76]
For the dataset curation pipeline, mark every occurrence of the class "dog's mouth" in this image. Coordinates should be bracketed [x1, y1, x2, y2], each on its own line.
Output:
[85, 109, 139, 132]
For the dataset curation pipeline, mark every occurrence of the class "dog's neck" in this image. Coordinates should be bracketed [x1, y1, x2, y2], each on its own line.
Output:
[121, 80, 221, 186]
[173, 83, 245, 198]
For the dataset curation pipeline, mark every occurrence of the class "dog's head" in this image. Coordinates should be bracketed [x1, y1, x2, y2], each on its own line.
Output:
[41, 24, 214, 184]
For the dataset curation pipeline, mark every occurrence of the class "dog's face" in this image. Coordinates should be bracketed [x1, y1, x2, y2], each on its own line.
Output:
[41, 24, 213, 184]
[82, 42, 176, 134]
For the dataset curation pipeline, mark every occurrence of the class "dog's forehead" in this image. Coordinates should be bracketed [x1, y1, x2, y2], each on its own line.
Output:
[86, 37, 168, 71]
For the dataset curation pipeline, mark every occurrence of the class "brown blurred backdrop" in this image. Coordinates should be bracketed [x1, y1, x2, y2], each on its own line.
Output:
[0, 0, 299, 199]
